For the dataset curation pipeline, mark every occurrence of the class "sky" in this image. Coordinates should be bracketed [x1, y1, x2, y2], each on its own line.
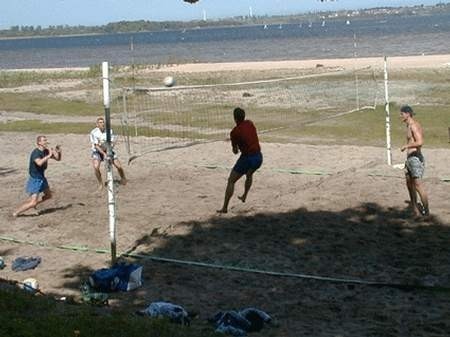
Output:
[1, 0, 448, 29]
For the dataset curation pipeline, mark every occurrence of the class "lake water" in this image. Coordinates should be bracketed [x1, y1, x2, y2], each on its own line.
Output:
[1, 13, 450, 69]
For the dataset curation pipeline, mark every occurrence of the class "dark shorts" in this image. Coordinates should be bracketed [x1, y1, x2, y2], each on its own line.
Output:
[26, 177, 49, 195]
[233, 152, 263, 175]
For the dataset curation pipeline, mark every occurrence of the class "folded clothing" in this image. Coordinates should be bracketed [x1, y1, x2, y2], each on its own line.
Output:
[12, 256, 41, 271]
[210, 307, 272, 336]
[138, 301, 190, 325]
[89, 263, 143, 292]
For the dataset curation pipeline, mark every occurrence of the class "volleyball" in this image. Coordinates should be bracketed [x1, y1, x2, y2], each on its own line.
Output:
[163, 76, 176, 87]
[22, 278, 39, 292]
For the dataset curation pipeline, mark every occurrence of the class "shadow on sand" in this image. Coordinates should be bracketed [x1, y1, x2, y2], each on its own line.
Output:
[0, 167, 17, 177]
[56, 202, 450, 336]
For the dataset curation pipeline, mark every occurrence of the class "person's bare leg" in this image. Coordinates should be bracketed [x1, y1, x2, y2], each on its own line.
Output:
[13, 194, 39, 217]
[406, 175, 420, 216]
[92, 159, 103, 190]
[114, 160, 127, 185]
[238, 170, 255, 203]
[217, 170, 242, 213]
[414, 179, 429, 215]
[35, 188, 52, 207]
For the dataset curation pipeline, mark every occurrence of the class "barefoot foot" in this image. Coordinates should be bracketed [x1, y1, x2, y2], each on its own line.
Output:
[238, 195, 246, 203]
[216, 208, 228, 214]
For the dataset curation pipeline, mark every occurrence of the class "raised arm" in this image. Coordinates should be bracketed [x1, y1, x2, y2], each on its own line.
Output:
[52, 145, 62, 161]
[34, 151, 53, 166]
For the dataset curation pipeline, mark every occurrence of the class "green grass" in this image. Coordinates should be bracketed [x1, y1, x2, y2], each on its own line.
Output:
[0, 93, 102, 116]
[113, 67, 322, 88]
[1, 67, 449, 148]
[389, 68, 450, 83]
[2, 103, 448, 148]
[281, 104, 450, 147]
[0, 121, 93, 134]
[0, 67, 100, 88]
[0, 286, 217, 337]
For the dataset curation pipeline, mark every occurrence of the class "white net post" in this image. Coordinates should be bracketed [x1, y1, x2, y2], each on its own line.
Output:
[353, 32, 360, 111]
[384, 56, 392, 166]
[102, 61, 117, 264]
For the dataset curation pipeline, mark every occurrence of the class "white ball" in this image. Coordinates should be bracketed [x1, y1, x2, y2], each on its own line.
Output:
[22, 278, 39, 292]
[163, 76, 175, 87]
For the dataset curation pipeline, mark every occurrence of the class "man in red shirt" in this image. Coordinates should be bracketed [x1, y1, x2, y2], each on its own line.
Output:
[218, 107, 263, 213]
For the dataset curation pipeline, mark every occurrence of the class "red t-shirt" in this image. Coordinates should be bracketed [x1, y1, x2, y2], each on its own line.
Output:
[230, 120, 261, 155]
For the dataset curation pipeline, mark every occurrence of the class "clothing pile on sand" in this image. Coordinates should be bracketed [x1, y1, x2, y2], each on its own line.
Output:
[137, 301, 273, 336]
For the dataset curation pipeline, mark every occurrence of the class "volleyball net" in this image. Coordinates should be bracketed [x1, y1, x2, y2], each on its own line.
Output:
[111, 66, 381, 163]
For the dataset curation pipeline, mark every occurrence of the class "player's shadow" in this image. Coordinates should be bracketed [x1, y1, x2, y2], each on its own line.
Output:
[38, 203, 85, 216]
[0, 167, 17, 177]
[0, 248, 15, 256]
[16, 204, 85, 217]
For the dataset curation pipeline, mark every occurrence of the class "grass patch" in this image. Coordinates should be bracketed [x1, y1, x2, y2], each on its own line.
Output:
[1, 67, 449, 148]
[0, 67, 100, 88]
[1, 102, 448, 148]
[293, 104, 450, 147]
[389, 68, 450, 83]
[0, 286, 217, 337]
[257, 102, 450, 147]
[0, 93, 102, 116]
[0, 121, 93, 134]
[112, 67, 328, 88]
[0, 68, 100, 88]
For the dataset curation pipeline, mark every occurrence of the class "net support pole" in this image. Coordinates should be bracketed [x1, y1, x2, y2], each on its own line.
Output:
[384, 56, 392, 166]
[353, 32, 360, 111]
[123, 90, 131, 156]
[102, 61, 117, 264]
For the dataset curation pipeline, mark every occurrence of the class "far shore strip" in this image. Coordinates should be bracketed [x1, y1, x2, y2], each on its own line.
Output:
[3, 54, 450, 73]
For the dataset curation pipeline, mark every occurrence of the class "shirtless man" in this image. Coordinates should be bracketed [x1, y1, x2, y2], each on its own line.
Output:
[13, 135, 62, 217]
[90, 116, 127, 189]
[400, 105, 429, 216]
[217, 107, 263, 213]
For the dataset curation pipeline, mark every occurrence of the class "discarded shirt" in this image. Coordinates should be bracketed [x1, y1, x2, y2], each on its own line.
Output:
[138, 301, 190, 325]
[210, 307, 272, 336]
[12, 256, 41, 271]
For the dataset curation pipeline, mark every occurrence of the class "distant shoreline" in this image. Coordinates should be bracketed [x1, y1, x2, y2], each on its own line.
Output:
[0, 3, 449, 40]
[2, 54, 449, 73]
[161, 54, 450, 72]
[0, 32, 105, 41]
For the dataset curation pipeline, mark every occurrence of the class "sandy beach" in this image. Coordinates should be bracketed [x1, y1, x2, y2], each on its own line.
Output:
[2, 53, 450, 75]
[155, 54, 450, 72]
[1, 130, 450, 336]
[1, 54, 450, 336]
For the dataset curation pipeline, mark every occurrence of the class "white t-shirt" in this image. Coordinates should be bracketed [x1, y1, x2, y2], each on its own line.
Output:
[90, 127, 116, 151]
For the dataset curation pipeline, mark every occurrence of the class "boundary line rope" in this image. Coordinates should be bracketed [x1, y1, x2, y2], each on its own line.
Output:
[1, 235, 449, 292]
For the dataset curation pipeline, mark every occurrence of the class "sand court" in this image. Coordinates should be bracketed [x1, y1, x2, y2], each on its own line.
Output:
[1, 131, 450, 335]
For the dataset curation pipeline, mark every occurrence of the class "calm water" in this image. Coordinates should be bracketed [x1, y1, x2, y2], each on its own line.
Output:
[1, 13, 450, 69]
